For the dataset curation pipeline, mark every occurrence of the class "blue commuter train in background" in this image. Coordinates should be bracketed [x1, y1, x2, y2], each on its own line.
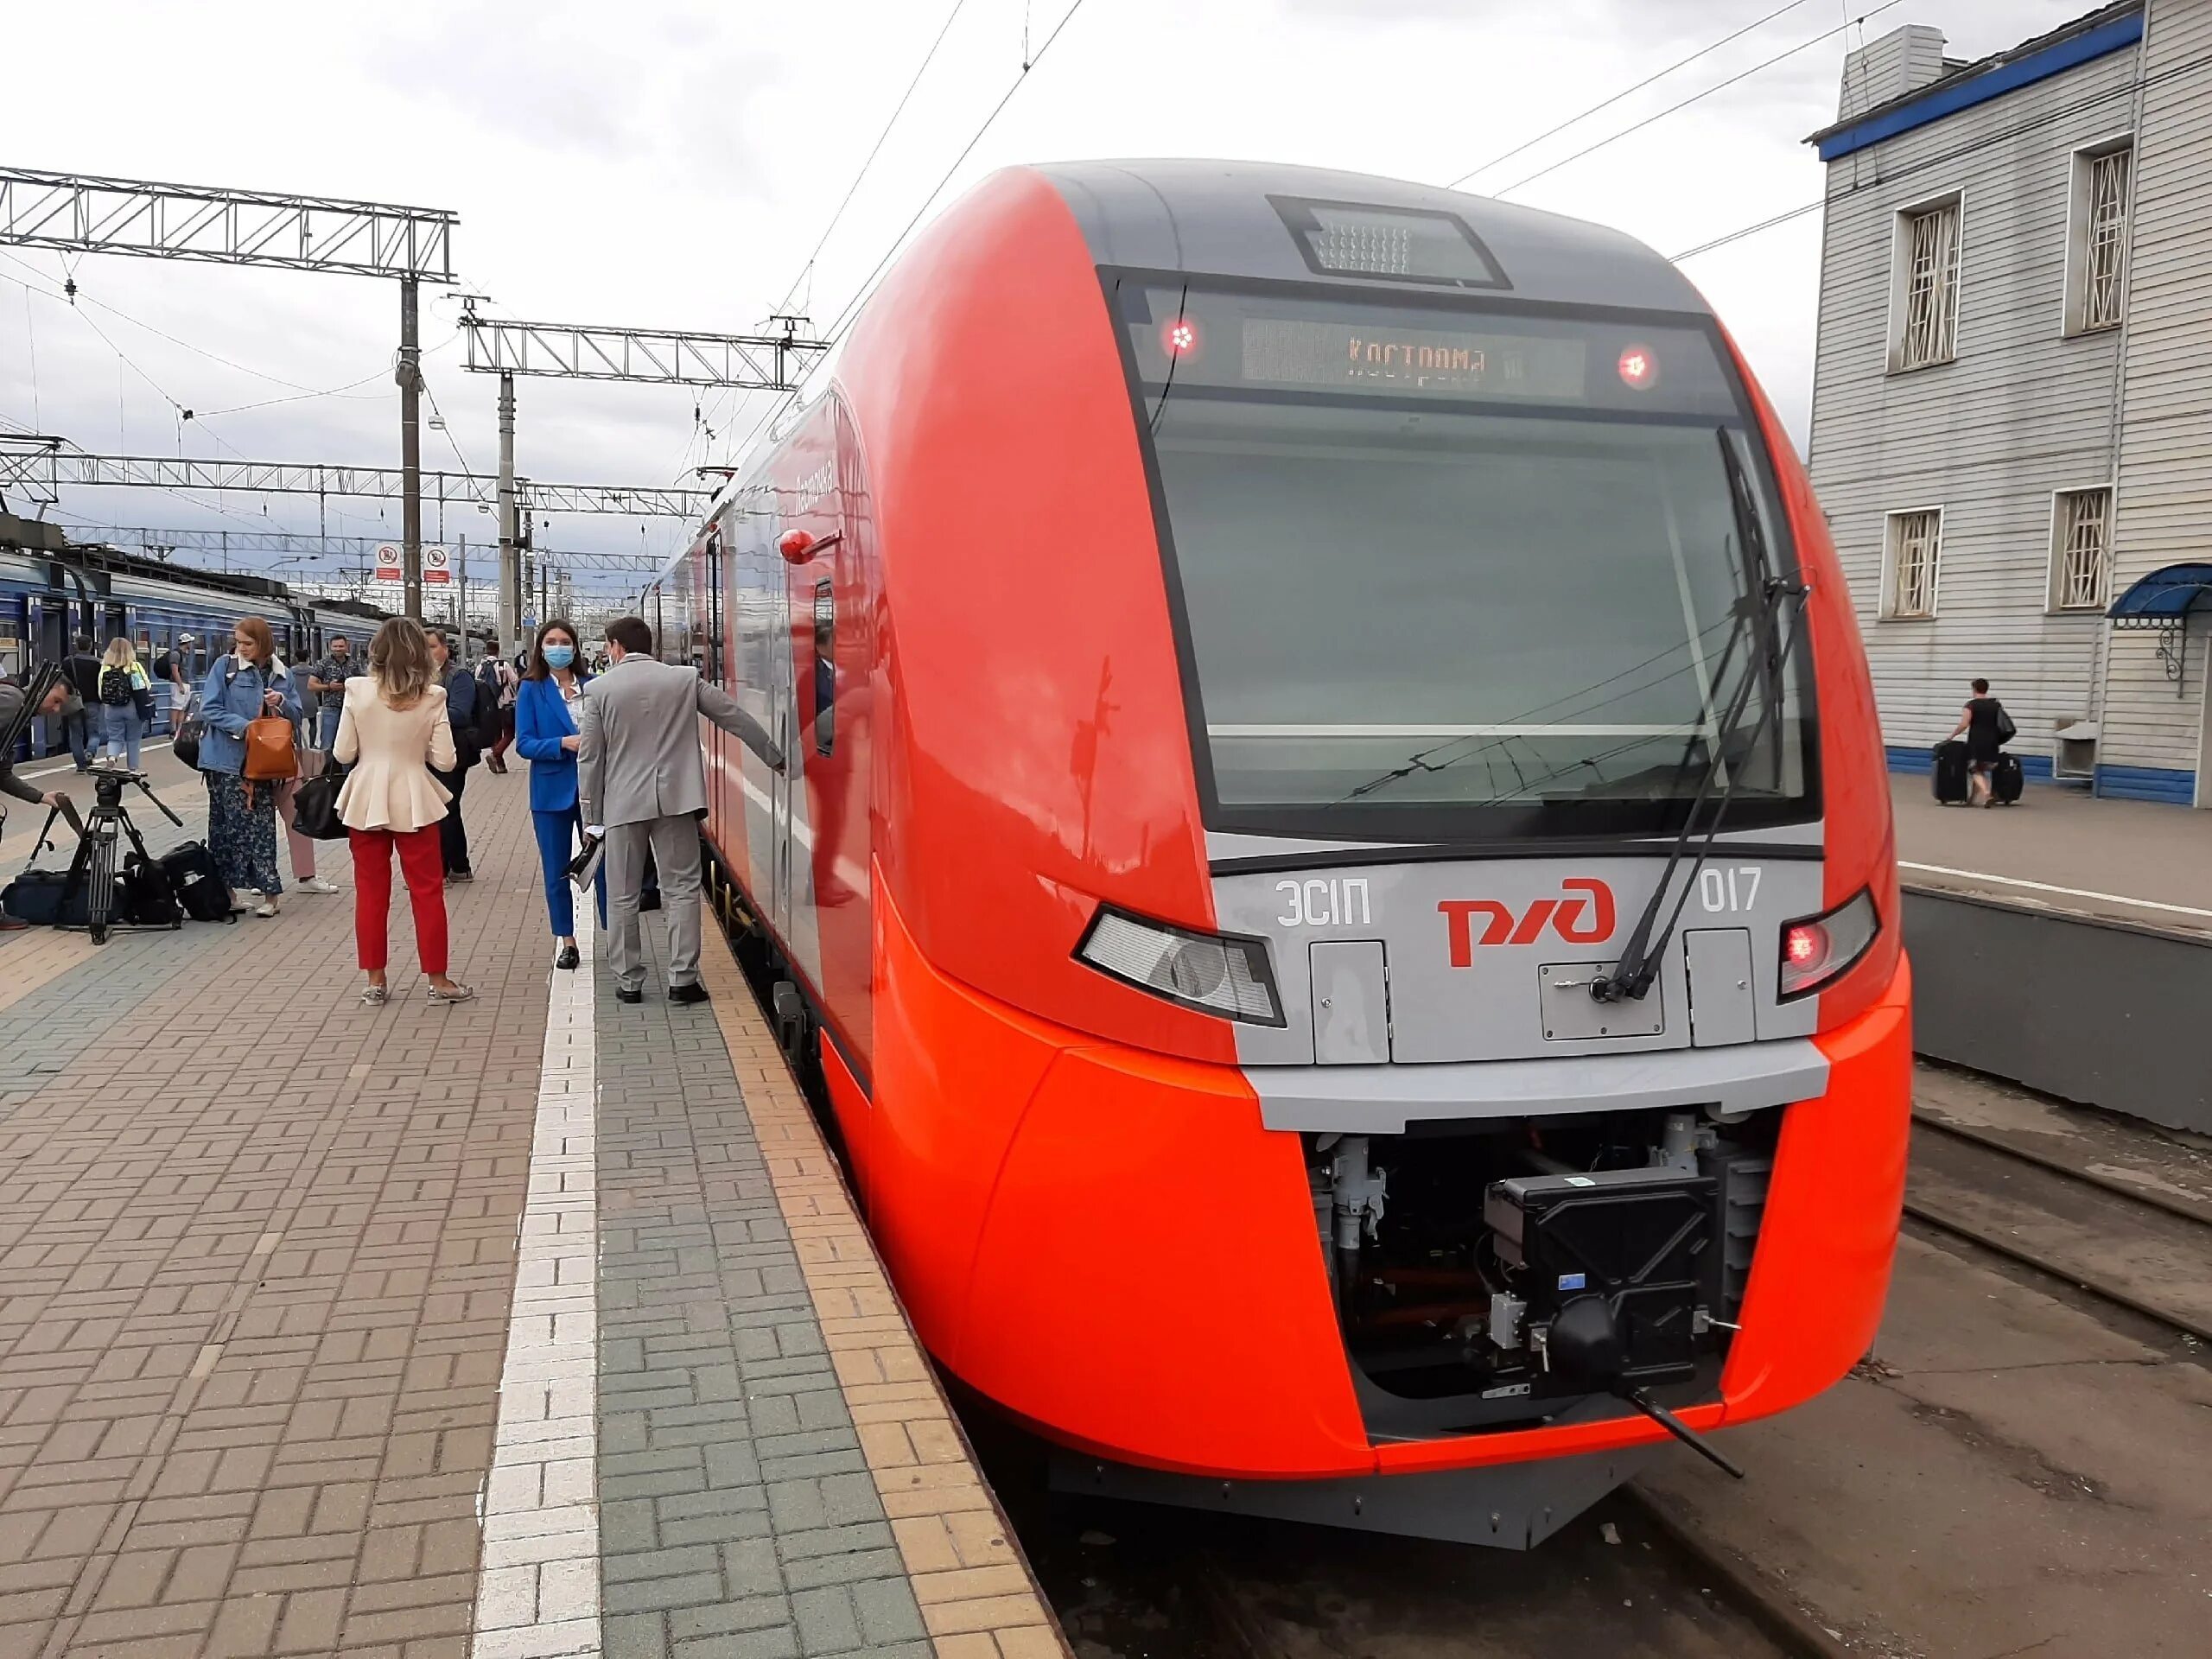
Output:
[2, 517, 398, 755]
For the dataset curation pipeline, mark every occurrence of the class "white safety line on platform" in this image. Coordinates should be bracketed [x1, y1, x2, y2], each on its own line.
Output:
[1900, 861, 2212, 922]
[22, 738, 175, 780]
[472, 929, 602, 1659]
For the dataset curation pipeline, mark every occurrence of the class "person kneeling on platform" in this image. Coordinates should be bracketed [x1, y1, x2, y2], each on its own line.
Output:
[0, 676, 74, 933]
[577, 615, 783, 1005]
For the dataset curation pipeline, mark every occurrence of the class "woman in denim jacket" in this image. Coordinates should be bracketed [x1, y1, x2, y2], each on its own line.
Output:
[196, 615, 303, 918]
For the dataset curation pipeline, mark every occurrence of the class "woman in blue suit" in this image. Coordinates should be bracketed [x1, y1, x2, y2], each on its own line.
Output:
[514, 620, 603, 969]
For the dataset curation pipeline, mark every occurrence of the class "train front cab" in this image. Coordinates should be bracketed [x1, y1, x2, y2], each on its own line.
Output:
[728, 163, 1911, 1548]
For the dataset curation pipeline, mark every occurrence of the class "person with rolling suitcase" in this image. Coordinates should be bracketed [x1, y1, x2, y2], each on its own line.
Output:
[1943, 677, 2016, 809]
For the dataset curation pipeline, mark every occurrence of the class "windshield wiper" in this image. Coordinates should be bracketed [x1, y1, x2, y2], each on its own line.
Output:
[1592, 429, 1806, 1005]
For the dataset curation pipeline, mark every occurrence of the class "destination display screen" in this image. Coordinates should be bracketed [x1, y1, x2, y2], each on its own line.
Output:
[1118, 279, 1742, 419]
[1241, 318, 1587, 400]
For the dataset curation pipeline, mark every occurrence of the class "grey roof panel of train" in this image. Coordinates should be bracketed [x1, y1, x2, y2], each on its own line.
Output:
[1032, 160, 1708, 314]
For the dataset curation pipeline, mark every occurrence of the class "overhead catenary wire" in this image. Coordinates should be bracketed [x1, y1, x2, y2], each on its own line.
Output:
[1669, 40, 2212, 263]
[0, 251, 391, 454]
[717, 0, 1096, 475]
[772, 0, 976, 318]
[22, 288, 39, 431]
[1488, 1, 1905, 198]
[0, 268, 278, 531]
[1444, 0, 1818, 188]
[821, 0, 1096, 341]
[656, 0, 976, 496]
[0, 246, 385, 402]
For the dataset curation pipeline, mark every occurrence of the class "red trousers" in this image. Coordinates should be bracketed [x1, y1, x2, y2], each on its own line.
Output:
[349, 824, 448, 975]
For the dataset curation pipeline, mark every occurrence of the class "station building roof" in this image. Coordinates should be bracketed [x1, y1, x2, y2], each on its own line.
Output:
[1806, 1, 2143, 162]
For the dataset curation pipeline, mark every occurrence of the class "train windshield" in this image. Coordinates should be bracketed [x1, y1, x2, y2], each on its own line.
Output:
[1114, 277, 1817, 839]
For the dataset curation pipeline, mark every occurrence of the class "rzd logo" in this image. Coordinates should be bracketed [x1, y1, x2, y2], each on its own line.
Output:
[1439, 880, 1616, 967]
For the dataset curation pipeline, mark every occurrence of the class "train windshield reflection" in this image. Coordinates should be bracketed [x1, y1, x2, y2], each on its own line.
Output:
[1118, 283, 1818, 838]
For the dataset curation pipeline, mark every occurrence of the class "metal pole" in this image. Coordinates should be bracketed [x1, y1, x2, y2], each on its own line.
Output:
[497, 372, 518, 653]
[398, 276, 423, 621]
[457, 533, 467, 639]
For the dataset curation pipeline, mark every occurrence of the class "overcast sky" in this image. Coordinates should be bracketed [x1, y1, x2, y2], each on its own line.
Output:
[2, 0, 2088, 602]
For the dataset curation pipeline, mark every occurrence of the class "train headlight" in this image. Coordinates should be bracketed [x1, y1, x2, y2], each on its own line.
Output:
[1777, 888, 1879, 1000]
[1077, 907, 1285, 1026]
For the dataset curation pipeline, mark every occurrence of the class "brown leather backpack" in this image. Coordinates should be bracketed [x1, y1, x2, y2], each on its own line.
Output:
[241, 712, 299, 803]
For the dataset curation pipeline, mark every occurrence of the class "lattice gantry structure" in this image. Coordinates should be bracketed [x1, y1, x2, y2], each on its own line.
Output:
[0, 166, 453, 278]
[0, 442, 710, 519]
[460, 315, 827, 390]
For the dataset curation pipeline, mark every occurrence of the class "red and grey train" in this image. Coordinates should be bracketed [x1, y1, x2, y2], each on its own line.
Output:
[645, 161, 1910, 1546]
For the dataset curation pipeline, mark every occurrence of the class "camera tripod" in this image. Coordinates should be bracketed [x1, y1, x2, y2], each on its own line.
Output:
[36, 769, 184, 945]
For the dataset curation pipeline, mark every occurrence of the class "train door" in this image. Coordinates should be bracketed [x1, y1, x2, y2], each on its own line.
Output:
[703, 526, 726, 838]
[767, 558, 798, 944]
[0, 599, 22, 682]
[0, 597, 23, 763]
[29, 595, 61, 664]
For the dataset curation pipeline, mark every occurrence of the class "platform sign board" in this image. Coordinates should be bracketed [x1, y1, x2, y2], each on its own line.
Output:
[373, 543, 402, 582]
[423, 545, 450, 585]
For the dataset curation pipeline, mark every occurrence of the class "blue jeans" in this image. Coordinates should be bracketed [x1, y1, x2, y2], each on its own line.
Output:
[532, 806, 606, 938]
[62, 706, 93, 769]
[317, 704, 342, 749]
[99, 703, 142, 771]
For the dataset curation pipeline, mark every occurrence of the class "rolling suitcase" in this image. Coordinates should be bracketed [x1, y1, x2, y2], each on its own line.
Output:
[159, 840, 235, 922]
[1991, 752, 2024, 805]
[1931, 740, 1972, 805]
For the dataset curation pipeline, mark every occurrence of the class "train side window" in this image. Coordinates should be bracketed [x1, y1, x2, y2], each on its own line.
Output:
[705, 530, 725, 683]
[812, 580, 835, 756]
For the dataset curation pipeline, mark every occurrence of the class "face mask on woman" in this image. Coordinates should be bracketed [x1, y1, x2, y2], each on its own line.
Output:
[543, 644, 575, 670]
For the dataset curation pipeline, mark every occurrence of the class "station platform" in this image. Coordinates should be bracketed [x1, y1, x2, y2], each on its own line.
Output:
[1891, 773, 2212, 934]
[0, 744, 1062, 1659]
[1891, 772, 2212, 1137]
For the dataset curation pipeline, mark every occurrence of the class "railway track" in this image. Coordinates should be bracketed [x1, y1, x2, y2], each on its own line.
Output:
[990, 1102, 2212, 1658]
[1028, 1483, 1835, 1659]
[1904, 1110, 2212, 1347]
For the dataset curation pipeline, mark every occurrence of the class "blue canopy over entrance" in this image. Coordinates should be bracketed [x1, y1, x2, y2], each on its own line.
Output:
[2107, 563, 2212, 627]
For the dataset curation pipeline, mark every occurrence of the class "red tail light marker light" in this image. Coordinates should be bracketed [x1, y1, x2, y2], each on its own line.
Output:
[1778, 890, 1878, 999]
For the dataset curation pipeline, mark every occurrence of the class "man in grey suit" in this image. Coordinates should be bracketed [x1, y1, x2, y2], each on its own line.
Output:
[578, 616, 784, 1004]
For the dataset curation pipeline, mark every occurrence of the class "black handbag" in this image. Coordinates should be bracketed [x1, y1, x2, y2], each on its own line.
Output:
[172, 700, 205, 768]
[290, 769, 348, 841]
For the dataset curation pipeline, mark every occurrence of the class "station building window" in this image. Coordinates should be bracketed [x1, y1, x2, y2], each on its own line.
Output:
[2049, 486, 2113, 612]
[2066, 140, 2132, 335]
[1889, 194, 1961, 372]
[1882, 507, 1942, 620]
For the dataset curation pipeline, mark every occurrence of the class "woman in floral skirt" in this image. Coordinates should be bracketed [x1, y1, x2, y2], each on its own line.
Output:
[194, 615, 302, 918]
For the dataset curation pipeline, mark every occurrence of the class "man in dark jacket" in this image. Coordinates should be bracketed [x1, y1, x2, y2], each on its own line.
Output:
[427, 629, 479, 882]
[60, 634, 102, 772]
[0, 675, 73, 931]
